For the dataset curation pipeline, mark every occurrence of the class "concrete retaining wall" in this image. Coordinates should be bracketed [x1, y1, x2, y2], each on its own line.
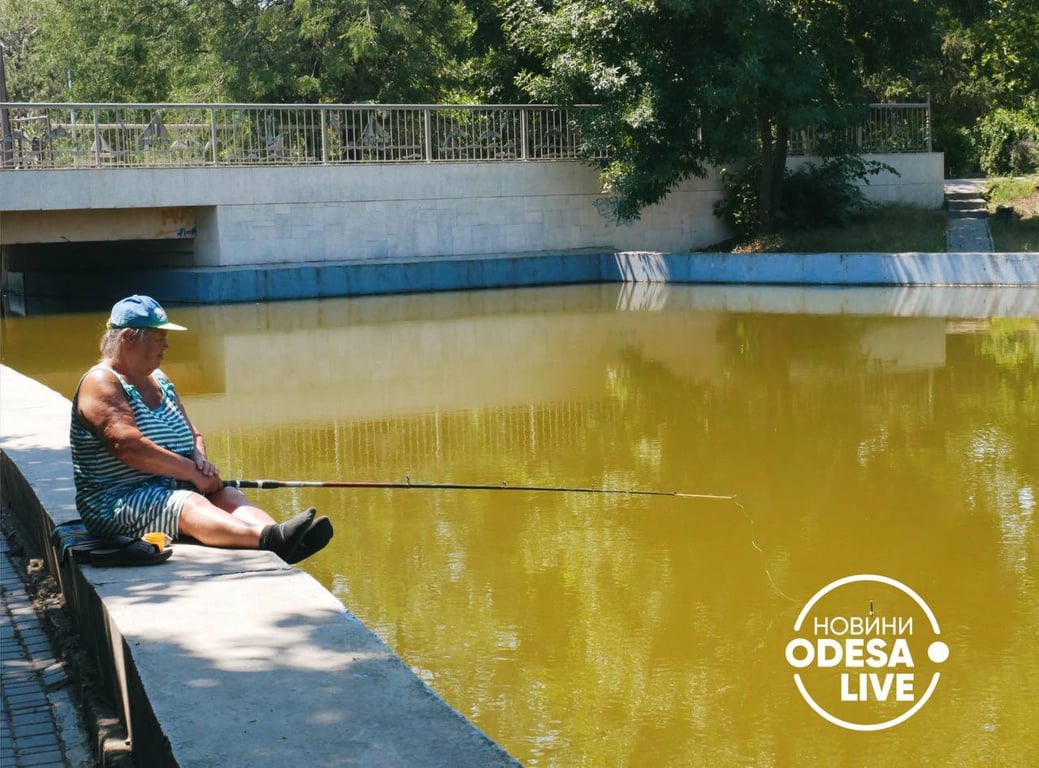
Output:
[0, 162, 731, 262]
[0, 365, 521, 768]
[13, 249, 1038, 311]
[787, 152, 945, 208]
[1, 153, 943, 270]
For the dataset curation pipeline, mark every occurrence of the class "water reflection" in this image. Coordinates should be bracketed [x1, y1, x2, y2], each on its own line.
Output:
[2, 284, 1036, 767]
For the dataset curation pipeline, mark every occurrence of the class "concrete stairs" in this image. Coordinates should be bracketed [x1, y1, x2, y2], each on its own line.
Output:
[945, 179, 994, 252]
[947, 194, 988, 219]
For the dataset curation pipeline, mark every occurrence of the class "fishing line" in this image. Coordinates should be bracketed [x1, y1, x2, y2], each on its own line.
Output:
[228, 475, 797, 603]
[732, 497, 799, 605]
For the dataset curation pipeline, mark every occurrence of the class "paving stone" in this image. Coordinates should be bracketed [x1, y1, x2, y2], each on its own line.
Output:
[945, 179, 994, 253]
[2, 540, 88, 768]
[18, 749, 66, 767]
[9, 731, 60, 751]
[41, 664, 68, 690]
[13, 720, 56, 738]
[7, 692, 49, 709]
[1, 685, 39, 702]
[9, 710, 52, 726]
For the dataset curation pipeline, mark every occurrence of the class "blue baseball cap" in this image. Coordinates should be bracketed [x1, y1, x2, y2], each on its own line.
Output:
[107, 295, 187, 331]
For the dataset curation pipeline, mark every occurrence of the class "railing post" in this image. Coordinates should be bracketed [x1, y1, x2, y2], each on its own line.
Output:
[925, 93, 932, 153]
[320, 108, 328, 164]
[92, 109, 101, 167]
[0, 44, 13, 168]
[209, 108, 218, 166]
[423, 108, 432, 162]
[520, 108, 528, 161]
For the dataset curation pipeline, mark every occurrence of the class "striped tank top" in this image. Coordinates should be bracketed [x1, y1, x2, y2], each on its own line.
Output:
[70, 365, 195, 532]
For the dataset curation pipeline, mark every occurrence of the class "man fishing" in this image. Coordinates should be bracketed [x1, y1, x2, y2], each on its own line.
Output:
[70, 295, 332, 563]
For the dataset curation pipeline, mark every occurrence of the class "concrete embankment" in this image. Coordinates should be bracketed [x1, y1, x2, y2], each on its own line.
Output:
[11, 249, 1039, 312]
[0, 365, 521, 767]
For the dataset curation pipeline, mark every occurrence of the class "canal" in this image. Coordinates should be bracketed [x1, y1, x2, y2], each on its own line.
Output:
[2, 283, 1036, 767]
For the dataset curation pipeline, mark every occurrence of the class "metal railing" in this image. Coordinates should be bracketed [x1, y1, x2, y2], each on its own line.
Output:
[0, 100, 931, 170]
[0, 103, 592, 169]
[789, 101, 932, 156]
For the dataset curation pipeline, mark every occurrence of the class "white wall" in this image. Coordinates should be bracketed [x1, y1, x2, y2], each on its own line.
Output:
[0, 153, 944, 268]
[190, 162, 732, 267]
[787, 153, 945, 208]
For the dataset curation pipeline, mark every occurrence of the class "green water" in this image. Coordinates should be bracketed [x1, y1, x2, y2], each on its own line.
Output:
[3, 284, 1037, 766]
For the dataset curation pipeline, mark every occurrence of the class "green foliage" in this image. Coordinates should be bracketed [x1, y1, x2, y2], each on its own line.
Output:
[506, 0, 754, 221]
[976, 101, 1039, 177]
[4, 0, 486, 103]
[5, 0, 1039, 204]
[459, 0, 543, 102]
[932, 121, 980, 178]
[714, 163, 766, 241]
[780, 204, 948, 253]
[505, 0, 938, 224]
[908, 0, 1039, 180]
[987, 175, 1039, 205]
[759, 148, 892, 234]
[781, 158, 875, 229]
[3, 0, 210, 102]
[718, 204, 947, 253]
[715, 155, 897, 238]
[989, 213, 1039, 253]
[974, 0, 1039, 107]
[986, 175, 1039, 252]
[0, 0, 55, 100]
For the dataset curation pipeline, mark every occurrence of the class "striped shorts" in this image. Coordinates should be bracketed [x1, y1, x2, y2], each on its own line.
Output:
[82, 480, 195, 539]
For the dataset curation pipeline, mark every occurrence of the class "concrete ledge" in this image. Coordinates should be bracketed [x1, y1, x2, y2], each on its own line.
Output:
[0, 366, 521, 767]
[12, 250, 1039, 309]
[606, 251, 1039, 286]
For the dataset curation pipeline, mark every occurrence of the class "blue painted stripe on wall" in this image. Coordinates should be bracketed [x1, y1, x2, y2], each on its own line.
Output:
[17, 251, 1039, 306]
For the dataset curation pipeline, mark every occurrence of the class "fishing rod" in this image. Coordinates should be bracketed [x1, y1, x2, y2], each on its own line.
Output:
[225, 476, 735, 501]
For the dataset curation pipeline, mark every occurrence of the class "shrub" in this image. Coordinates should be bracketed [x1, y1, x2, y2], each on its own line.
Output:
[781, 157, 871, 229]
[714, 163, 765, 241]
[976, 102, 1039, 176]
[933, 122, 980, 178]
[1009, 140, 1039, 176]
[715, 154, 896, 238]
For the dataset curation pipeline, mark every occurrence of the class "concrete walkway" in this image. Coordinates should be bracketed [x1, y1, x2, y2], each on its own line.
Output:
[1, 531, 93, 768]
[945, 178, 994, 252]
[1, 365, 522, 768]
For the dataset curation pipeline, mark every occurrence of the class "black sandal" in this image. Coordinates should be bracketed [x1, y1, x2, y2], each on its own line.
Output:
[88, 536, 173, 567]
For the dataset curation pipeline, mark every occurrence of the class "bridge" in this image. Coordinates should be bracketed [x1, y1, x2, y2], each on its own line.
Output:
[1, 102, 946, 307]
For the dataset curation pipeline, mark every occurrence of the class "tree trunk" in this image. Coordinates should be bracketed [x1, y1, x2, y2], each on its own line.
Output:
[757, 115, 774, 227]
[757, 116, 790, 231]
[769, 119, 790, 227]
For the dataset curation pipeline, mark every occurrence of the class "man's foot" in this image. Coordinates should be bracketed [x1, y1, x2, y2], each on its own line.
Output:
[260, 508, 316, 561]
[286, 516, 334, 564]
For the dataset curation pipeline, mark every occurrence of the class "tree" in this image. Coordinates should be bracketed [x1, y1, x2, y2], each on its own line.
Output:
[943, 0, 1039, 175]
[458, 0, 546, 103]
[0, 0, 58, 101]
[867, 0, 1039, 177]
[194, 0, 479, 103]
[504, 0, 940, 228]
[16, 0, 481, 103]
